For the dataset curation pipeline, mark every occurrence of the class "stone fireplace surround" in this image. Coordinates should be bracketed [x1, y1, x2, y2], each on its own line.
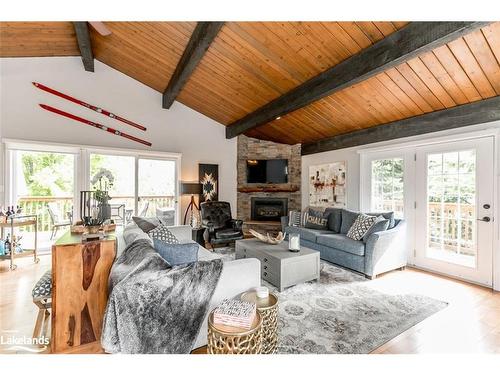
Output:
[237, 135, 301, 235]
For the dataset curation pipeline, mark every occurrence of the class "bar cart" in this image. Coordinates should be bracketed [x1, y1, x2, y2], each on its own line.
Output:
[0, 214, 39, 270]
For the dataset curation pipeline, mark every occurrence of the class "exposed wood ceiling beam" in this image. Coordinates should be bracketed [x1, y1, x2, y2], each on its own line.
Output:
[301, 96, 500, 155]
[73, 22, 94, 72]
[226, 21, 490, 139]
[162, 22, 224, 109]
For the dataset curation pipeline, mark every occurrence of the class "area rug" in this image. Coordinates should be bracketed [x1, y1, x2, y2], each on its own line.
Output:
[213, 246, 448, 354]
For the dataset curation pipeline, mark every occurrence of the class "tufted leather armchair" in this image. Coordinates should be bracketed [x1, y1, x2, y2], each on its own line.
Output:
[200, 201, 243, 248]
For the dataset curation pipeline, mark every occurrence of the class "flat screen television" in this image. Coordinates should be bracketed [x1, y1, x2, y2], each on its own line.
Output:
[246, 159, 288, 184]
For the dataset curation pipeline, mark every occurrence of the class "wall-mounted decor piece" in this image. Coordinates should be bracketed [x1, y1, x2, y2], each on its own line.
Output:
[39, 104, 152, 147]
[33, 82, 147, 131]
[199, 163, 219, 203]
[309, 162, 346, 207]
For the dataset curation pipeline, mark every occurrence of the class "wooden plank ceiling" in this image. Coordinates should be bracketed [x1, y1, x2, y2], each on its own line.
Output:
[1, 21, 499, 145]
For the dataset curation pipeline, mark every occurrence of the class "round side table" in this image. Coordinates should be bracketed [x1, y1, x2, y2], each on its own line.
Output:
[207, 310, 263, 354]
[241, 291, 278, 354]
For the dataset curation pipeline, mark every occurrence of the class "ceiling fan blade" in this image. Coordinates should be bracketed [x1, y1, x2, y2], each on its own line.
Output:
[88, 22, 112, 36]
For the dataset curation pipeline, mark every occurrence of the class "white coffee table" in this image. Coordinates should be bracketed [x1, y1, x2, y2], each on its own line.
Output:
[235, 238, 320, 291]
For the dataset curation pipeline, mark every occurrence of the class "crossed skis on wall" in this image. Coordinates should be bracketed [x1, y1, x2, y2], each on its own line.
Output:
[34, 82, 152, 147]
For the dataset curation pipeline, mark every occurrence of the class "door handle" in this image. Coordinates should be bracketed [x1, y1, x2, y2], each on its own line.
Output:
[477, 217, 492, 222]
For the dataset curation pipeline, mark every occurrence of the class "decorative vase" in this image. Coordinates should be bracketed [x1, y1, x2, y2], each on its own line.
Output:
[288, 233, 300, 252]
[99, 202, 111, 222]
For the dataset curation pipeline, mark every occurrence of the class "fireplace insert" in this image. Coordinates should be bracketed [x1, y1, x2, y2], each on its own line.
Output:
[251, 197, 288, 221]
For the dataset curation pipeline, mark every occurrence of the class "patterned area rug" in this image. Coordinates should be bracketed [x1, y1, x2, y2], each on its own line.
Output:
[213, 246, 448, 354]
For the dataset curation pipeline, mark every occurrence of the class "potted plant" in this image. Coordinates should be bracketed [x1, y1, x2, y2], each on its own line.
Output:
[91, 168, 114, 222]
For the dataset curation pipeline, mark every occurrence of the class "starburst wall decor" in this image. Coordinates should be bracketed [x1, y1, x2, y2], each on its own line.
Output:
[199, 163, 219, 202]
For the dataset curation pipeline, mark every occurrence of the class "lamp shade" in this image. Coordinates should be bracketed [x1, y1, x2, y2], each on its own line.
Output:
[180, 182, 202, 195]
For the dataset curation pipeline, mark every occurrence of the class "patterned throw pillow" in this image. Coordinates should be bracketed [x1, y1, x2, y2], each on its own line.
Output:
[288, 210, 303, 227]
[346, 214, 380, 241]
[133, 216, 162, 233]
[148, 223, 179, 244]
[304, 208, 329, 230]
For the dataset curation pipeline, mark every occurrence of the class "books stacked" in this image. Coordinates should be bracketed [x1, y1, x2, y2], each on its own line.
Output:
[213, 299, 256, 329]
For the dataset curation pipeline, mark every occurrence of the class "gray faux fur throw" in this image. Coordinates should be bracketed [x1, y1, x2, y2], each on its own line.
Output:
[101, 239, 224, 354]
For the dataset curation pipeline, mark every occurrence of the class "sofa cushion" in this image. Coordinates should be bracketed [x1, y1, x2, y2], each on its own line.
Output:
[366, 211, 396, 229]
[324, 207, 342, 233]
[340, 209, 359, 234]
[346, 214, 380, 241]
[362, 218, 390, 243]
[132, 216, 162, 233]
[284, 226, 331, 243]
[153, 239, 198, 266]
[304, 208, 328, 230]
[316, 233, 366, 256]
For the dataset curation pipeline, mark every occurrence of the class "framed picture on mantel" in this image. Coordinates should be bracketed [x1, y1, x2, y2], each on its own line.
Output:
[309, 162, 346, 207]
[199, 163, 219, 203]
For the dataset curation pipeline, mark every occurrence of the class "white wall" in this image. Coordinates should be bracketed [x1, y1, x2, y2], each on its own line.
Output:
[0, 57, 237, 216]
[302, 121, 500, 290]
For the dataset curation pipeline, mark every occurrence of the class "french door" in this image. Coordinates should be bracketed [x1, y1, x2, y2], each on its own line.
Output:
[414, 137, 494, 286]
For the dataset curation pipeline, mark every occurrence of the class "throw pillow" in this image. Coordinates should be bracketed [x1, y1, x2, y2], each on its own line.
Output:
[324, 207, 342, 233]
[362, 218, 390, 243]
[340, 209, 359, 234]
[132, 216, 162, 233]
[366, 211, 396, 229]
[288, 210, 303, 227]
[148, 223, 180, 244]
[153, 239, 198, 266]
[346, 214, 380, 241]
[304, 208, 328, 230]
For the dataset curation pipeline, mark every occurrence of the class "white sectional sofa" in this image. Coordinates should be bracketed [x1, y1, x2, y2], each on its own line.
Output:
[117, 223, 261, 349]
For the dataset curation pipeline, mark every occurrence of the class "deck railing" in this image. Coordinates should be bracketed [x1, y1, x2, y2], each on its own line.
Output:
[17, 195, 176, 232]
[19, 196, 73, 232]
[373, 200, 475, 255]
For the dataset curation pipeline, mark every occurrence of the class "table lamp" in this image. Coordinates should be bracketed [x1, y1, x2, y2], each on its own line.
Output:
[180, 182, 202, 227]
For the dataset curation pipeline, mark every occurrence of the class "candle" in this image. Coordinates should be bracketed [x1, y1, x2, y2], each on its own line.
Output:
[256, 287, 269, 298]
[289, 233, 300, 252]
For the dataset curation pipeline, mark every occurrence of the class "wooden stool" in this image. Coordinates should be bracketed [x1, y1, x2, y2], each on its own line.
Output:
[32, 269, 52, 339]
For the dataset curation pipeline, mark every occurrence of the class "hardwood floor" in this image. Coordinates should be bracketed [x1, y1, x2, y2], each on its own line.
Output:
[1, 255, 498, 354]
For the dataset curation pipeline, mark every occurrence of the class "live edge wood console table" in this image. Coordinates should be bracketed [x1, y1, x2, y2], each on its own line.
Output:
[51, 231, 116, 353]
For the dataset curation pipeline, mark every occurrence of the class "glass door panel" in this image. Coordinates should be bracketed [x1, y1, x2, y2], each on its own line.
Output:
[13, 150, 75, 250]
[425, 150, 476, 268]
[415, 137, 494, 286]
[89, 153, 135, 225]
[138, 158, 177, 225]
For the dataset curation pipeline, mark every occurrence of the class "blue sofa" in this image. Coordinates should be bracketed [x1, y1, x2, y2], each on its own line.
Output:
[282, 208, 407, 279]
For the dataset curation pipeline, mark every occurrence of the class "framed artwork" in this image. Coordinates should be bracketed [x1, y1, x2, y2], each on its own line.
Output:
[309, 162, 347, 207]
[199, 163, 219, 203]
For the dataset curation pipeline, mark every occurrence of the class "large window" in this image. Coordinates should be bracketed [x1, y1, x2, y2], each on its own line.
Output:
[370, 158, 404, 219]
[5, 142, 180, 242]
[90, 153, 136, 224]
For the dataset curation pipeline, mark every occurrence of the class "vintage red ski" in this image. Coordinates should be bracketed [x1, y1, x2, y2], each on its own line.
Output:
[39, 104, 152, 147]
[33, 82, 147, 131]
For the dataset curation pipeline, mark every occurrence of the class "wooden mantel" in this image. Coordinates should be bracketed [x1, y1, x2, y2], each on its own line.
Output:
[238, 185, 300, 193]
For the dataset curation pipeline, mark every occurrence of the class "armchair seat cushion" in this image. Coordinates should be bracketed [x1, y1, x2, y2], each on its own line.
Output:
[316, 233, 366, 256]
[215, 228, 243, 239]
